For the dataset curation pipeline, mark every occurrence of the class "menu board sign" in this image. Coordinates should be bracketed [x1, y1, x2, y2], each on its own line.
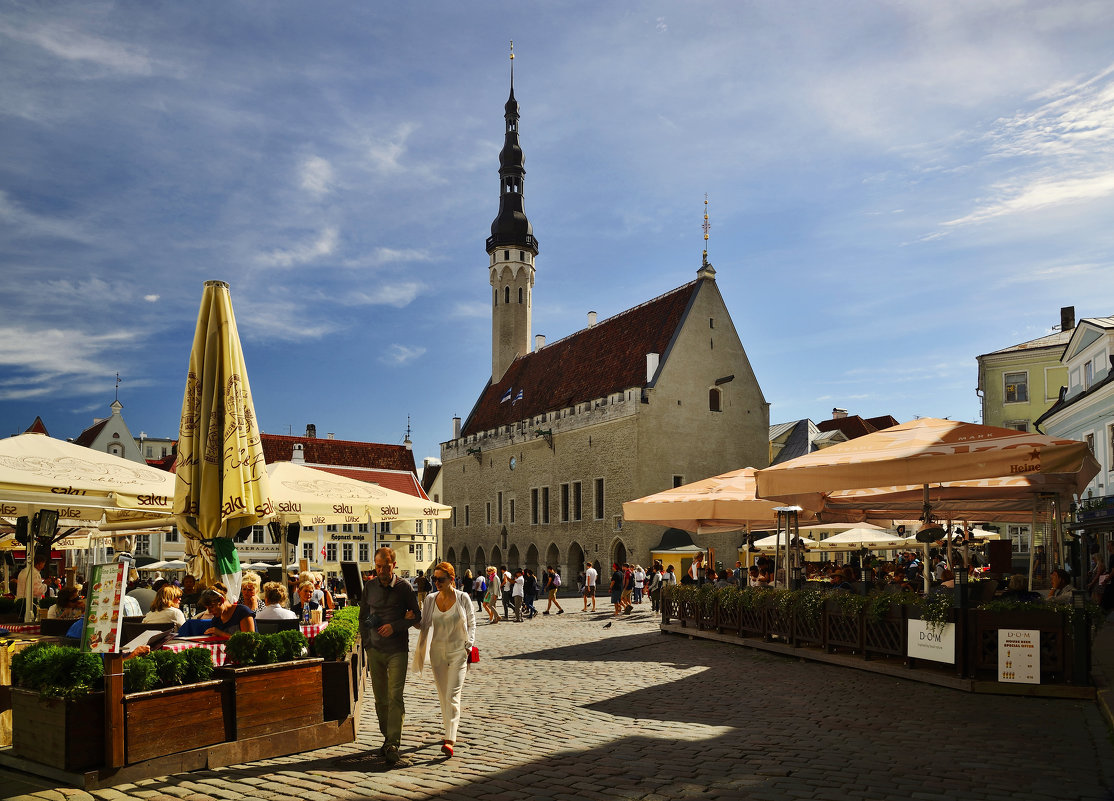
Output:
[998, 629, 1040, 684]
[80, 562, 127, 653]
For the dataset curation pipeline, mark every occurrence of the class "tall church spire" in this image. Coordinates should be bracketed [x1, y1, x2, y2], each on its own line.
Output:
[488, 42, 539, 384]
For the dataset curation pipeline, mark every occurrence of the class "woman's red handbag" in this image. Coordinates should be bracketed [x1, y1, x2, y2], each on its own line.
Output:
[467, 646, 479, 664]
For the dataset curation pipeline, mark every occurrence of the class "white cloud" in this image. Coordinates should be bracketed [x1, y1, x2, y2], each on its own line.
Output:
[945, 172, 1114, 226]
[258, 227, 339, 268]
[342, 247, 435, 269]
[0, 190, 94, 244]
[0, 20, 154, 75]
[300, 155, 334, 198]
[144, 294, 160, 302]
[364, 124, 417, 174]
[341, 284, 421, 308]
[380, 344, 426, 366]
[0, 326, 139, 400]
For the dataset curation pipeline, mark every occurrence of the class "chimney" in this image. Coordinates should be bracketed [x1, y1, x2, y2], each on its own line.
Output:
[587, 311, 597, 327]
[535, 334, 546, 350]
[1060, 306, 1075, 332]
[452, 416, 461, 439]
[646, 353, 660, 384]
[305, 424, 316, 438]
[832, 408, 848, 419]
[327, 433, 334, 440]
[292, 443, 305, 464]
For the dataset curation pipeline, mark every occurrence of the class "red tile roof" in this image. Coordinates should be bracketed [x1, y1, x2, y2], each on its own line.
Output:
[261, 433, 417, 473]
[72, 418, 108, 447]
[462, 280, 701, 435]
[816, 414, 898, 440]
[24, 416, 48, 435]
[313, 466, 428, 500]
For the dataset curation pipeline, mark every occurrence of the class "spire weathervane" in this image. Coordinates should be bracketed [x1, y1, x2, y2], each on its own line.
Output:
[115, 372, 122, 401]
[509, 39, 514, 86]
[702, 194, 710, 263]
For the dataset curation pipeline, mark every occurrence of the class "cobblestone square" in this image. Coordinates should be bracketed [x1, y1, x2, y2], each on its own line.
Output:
[4, 607, 1112, 801]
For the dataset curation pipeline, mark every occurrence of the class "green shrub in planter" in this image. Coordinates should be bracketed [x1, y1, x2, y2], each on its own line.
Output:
[12, 643, 103, 700]
[333, 605, 359, 625]
[123, 656, 159, 694]
[313, 625, 354, 661]
[271, 629, 308, 661]
[181, 647, 215, 683]
[149, 649, 187, 687]
[226, 631, 266, 666]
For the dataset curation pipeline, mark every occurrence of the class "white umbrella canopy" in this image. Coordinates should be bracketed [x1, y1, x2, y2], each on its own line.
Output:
[750, 532, 820, 550]
[756, 418, 1100, 501]
[0, 433, 175, 521]
[814, 527, 909, 549]
[267, 461, 450, 525]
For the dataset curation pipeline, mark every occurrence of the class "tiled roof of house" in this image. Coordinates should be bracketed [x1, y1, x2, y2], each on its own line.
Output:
[311, 465, 428, 500]
[420, 463, 442, 495]
[72, 418, 109, 448]
[462, 280, 702, 435]
[816, 416, 876, 440]
[771, 420, 812, 465]
[260, 433, 417, 474]
[864, 415, 899, 431]
[24, 417, 48, 435]
[982, 328, 1072, 357]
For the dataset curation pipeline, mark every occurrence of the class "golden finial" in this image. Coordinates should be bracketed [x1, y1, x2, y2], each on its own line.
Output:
[702, 194, 711, 264]
[509, 40, 514, 60]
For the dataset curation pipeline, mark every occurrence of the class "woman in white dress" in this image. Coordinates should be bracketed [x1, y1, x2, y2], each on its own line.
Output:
[413, 561, 476, 758]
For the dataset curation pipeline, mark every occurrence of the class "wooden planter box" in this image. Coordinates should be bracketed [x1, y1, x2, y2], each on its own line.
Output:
[677, 601, 699, 628]
[793, 611, 824, 647]
[11, 689, 105, 771]
[738, 606, 767, 638]
[321, 658, 356, 723]
[767, 607, 793, 642]
[968, 609, 1075, 682]
[123, 680, 231, 764]
[863, 603, 907, 660]
[825, 602, 862, 653]
[698, 603, 717, 631]
[215, 659, 323, 740]
[716, 605, 741, 635]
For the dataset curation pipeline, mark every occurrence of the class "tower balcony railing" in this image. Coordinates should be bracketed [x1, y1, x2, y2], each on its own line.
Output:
[486, 233, 538, 253]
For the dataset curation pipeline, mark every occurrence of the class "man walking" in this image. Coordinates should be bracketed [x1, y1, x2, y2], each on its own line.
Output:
[512, 568, 525, 622]
[359, 547, 421, 766]
[582, 561, 597, 612]
[500, 565, 513, 621]
[543, 566, 564, 615]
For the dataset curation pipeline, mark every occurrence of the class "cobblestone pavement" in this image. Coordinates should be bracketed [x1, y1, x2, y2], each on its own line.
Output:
[5, 605, 1114, 801]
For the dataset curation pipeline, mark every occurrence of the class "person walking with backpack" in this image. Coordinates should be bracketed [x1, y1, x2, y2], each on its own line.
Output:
[542, 565, 564, 615]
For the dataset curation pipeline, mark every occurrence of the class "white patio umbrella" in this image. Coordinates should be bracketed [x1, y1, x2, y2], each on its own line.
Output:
[814, 527, 909, 550]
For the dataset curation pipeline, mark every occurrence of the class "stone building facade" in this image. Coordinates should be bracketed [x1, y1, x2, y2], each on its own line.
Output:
[440, 72, 769, 582]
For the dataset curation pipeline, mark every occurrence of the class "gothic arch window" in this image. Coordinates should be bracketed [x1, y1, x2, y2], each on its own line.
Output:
[709, 387, 722, 413]
[504, 286, 511, 304]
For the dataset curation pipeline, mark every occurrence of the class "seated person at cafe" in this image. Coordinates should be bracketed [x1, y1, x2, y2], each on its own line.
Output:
[1046, 568, 1074, 605]
[291, 580, 321, 620]
[1001, 573, 1042, 603]
[47, 586, 85, 619]
[238, 572, 265, 612]
[143, 584, 186, 628]
[256, 582, 298, 620]
[180, 574, 202, 607]
[199, 587, 256, 639]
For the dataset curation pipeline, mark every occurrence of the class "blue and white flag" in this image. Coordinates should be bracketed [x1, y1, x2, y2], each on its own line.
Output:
[513, 389, 524, 403]
[500, 388, 512, 403]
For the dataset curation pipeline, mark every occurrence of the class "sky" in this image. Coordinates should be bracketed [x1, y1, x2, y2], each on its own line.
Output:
[2, 1, 1114, 469]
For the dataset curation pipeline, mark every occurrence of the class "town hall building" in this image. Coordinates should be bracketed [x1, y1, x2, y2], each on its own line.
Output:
[439, 70, 770, 582]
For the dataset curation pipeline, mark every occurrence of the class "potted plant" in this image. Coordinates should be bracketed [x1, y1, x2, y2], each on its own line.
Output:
[120, 647, 231, 764]
[10, 643, 106, 771]
[216, 630, 323, 741]
[313, 608, 361, 722]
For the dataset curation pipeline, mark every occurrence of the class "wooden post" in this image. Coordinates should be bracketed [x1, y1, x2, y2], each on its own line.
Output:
[104, 652, 125, 768]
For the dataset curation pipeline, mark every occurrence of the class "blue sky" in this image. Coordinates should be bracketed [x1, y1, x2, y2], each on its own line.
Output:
[2, 2, 1114, 467]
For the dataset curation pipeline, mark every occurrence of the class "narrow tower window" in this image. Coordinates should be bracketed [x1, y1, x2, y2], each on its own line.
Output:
[709, 388, 722, 412]
[504, 286, 511, 304]
[504, 250, 510, 260]
[518, 287, 523, 303]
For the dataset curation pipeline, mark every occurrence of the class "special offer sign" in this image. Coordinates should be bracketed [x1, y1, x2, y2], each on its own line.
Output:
[80, 562, 127, 653]
[998, 629, 1040, 684]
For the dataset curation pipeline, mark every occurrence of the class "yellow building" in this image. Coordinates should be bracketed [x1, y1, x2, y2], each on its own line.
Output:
[977, 307, 1073, 432]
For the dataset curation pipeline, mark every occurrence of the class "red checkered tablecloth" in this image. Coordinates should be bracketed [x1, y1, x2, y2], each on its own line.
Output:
[164, 639, 227, 666]
[301, 622, 326, 640]
[0, 624, 41, 635]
